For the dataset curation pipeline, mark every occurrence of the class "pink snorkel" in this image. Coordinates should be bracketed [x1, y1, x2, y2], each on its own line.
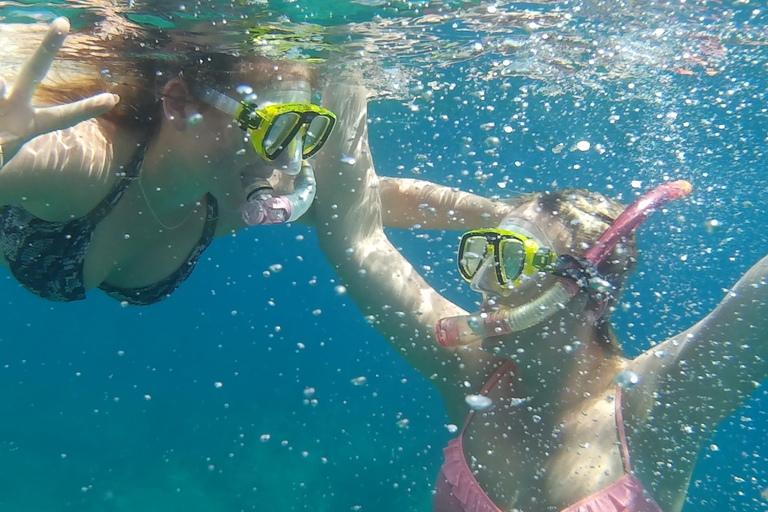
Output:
[435, 180, 693, 348]
[241, 161, 317, 226]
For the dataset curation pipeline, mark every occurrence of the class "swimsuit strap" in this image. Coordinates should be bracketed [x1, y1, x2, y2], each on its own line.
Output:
[615, 386, 633, 474]
[460, 360, 516, 435]
[84, 138, 148, 226]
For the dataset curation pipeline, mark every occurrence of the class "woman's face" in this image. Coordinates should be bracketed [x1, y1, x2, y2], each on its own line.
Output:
[182, 76, 313, 210]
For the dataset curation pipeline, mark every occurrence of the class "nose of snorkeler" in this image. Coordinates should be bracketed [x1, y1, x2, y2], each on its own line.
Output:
[270, 135, 303, 176]
[470, 257, 510, 296]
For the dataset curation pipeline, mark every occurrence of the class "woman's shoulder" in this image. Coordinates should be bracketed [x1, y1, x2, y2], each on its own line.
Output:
[0, 119, 119, 220]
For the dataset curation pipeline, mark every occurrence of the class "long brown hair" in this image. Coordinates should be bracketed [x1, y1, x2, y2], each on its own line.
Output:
[34, 23, 316, 131]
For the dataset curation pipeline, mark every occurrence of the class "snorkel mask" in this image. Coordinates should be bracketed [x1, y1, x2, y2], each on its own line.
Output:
[435, 180, 693, 348]
[192, 83, 336, 225]
[193, 84, 336, 169]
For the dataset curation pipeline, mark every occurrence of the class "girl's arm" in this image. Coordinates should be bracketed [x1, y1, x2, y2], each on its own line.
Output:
[623, 255, 768, 506]
[378, 176, 512, 230]
[314, 84, 499, 418]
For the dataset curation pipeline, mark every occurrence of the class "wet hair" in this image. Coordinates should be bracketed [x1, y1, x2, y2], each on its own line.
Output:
[34, 25, 316, 131]
[503, 188, 638, 354]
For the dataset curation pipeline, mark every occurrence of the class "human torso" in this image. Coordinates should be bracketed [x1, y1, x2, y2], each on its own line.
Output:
[0, 122, 219, 302]
[437, 358, 668, 512]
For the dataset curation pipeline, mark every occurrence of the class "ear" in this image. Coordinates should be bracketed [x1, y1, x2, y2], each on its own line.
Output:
[162, 78, 193, 131]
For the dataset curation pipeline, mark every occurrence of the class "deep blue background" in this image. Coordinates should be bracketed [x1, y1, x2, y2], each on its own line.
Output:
[2, 2, 768, 510]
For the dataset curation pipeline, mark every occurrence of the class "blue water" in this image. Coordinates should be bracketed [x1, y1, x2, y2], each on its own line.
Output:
[2, 1, 768, 510]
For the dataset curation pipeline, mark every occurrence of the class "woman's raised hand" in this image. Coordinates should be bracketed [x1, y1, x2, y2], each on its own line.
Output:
[0, 17, 119, 165]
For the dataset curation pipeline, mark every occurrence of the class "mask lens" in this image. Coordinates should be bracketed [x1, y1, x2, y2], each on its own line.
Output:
[262, 112, 301, 156]
[303, 115, 331, 155]
[499, 238, 526, 283]
[459, 235, 490, 279]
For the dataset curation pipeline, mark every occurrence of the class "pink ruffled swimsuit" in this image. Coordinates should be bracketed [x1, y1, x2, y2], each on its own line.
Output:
[433, 361, 664, 512]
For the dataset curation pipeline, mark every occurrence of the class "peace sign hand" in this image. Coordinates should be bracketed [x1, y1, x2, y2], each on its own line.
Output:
[0, 17, 119, 166]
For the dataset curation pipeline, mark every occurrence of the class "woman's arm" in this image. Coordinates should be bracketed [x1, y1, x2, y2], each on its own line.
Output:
[0, 18, 117, 165]
[0, 18, 118, 212]
[314, 84, 499, 416]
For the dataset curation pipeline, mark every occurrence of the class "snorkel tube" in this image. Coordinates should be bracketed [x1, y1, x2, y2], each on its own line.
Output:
[241, 161, 317, 226]
[435, 180, 693, 348]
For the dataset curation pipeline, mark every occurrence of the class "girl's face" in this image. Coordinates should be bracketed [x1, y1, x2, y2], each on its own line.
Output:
[469, 208, 572, 310]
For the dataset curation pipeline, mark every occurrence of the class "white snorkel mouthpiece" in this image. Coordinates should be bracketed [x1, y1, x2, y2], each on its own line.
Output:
[241, 161, 316, 226]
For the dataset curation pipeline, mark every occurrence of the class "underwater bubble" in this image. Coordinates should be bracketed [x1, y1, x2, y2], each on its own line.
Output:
[341, 155, 356, 165]
[269, 263, 283, 273]
[614, 370, 640, 389]
[446, 424, 459, 433]
[214, 382, 223, 389]
[303, 387, 316, 398]
[236, 84, 254, 96]
[576, 140, 591, 151]
[350, 376, 367, 386]
[465, 394, 493, 411]
[704, 219, 723, 233]
[187, 112, 204, 126]
[334, 285, 347, 296]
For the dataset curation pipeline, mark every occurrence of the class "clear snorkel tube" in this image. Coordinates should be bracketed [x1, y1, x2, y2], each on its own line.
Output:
[435, 180, 693, 348]
[241, 161, 317, 226]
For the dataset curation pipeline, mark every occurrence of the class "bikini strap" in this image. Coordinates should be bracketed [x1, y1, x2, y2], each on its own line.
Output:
[84, 138, 148, 226]
[460, 360, 516, 435]
[615, 386, 633, 474]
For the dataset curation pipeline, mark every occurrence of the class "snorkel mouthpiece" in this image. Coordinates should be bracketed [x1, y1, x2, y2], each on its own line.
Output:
[241, 162, 317, 226]
[436, 180, 693, 348]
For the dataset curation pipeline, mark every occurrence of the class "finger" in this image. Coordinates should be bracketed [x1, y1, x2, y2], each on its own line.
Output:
[34, 93, 119, 135]
[10, 17, 70, 104]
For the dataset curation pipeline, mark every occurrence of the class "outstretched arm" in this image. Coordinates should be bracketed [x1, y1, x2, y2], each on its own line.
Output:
[630, 255, 768, 427]
[379, 176, 512, 230]
[623, 255, 768, 507]
[314, 84, 500, 417]
[314, 84, 465, 375]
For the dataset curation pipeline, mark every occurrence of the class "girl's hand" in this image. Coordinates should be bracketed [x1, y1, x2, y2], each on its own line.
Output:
[0, 17, 119, 165]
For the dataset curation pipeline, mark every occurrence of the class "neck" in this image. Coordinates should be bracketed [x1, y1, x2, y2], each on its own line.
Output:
[504, 310, 625, 412]
[138, 131, 208, 226]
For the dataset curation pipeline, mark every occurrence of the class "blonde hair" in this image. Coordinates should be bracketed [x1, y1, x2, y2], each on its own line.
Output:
[503, 189, 637, 354]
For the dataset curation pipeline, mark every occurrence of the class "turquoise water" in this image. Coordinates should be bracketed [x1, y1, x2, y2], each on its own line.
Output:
[1, 1, 768, 510]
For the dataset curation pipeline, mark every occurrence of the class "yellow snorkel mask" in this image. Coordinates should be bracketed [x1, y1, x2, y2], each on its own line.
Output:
[192, 85, 337, 162]
[458, 227, 558, 287]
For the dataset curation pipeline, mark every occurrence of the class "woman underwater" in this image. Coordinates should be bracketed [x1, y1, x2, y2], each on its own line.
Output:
[314, 84, 768, 511]
[0, 18, 511, 305]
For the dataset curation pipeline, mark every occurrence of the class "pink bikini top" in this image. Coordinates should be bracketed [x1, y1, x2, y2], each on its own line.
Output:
[433, 361, 664, 512]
